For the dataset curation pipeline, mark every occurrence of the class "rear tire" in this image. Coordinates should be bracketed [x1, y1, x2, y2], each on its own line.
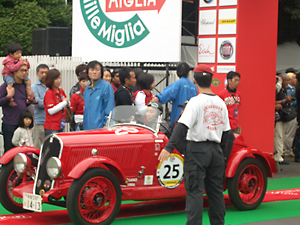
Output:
[227, 158, 267, 210]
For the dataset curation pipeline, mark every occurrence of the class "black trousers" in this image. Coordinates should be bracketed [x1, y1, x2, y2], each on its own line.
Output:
[184, 141, 225, 225]
[2, 123, 18, 153]
[294, 126, 300, 160]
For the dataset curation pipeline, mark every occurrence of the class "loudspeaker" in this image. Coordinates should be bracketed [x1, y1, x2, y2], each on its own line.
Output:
[32, 29, 46, 55]
[32, 27, 71, 56]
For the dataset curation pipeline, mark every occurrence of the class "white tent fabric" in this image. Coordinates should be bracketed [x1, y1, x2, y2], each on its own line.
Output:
[277, 42, 300, 73]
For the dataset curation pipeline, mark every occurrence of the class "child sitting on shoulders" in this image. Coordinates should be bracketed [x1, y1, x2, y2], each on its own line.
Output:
[12, 109, 34, 147]
[2, 42, 38, 107]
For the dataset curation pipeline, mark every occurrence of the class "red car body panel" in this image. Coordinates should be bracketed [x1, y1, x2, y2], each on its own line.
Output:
[0, 147, 40, 164]
[2, 124, 277, 205]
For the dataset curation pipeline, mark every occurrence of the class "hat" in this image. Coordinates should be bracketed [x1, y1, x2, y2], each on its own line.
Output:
[285, 68, 297, 74]
[178, 100, 189, 108]
[194, 64, 213, 74]
[147, 102, 163, 114]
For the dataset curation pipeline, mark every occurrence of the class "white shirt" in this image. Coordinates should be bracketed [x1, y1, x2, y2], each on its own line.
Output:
[12, 127, 34, 147]
[135, 91, 153, 114]
[179, 93, 231, 143]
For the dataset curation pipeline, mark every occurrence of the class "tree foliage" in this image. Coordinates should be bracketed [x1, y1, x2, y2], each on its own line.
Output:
[0, 0, 71, 56]
[278, 0, 300, 44]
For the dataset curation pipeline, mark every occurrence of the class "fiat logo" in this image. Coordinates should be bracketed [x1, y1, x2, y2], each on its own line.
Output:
[220, 41, 233, 60]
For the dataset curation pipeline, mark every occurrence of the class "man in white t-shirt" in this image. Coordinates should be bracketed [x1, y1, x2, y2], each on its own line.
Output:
[159, 64, 233, 225]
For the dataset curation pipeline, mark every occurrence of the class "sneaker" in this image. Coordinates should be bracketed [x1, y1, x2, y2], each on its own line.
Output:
[26, 98, 39, 105]
[9, 98, 17, 107]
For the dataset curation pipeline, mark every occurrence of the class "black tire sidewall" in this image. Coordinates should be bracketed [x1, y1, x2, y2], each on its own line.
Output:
[228, 158, 267, 210]
[0, 161, 28, 213]
[66, 168, 122, 225]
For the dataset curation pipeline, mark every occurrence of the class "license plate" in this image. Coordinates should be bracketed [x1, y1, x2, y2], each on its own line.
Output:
[23, 193, 42, 212]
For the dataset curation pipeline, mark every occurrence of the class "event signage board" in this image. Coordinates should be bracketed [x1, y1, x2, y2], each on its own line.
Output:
[217, 37, 236, 63]
[198, 38, 216, 63]
[217, 65, 236, 73]
[197, 0, 279, 162]
[218, 8, 237, 35]
[197, 1, 237, 93]
[199, 10, 217, 35]
[72, 0, 182, 62]
[199, 0, 217, 8]
[219, 0, 237, 6]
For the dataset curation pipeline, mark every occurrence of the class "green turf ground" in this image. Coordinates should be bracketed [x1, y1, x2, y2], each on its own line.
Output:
[0, 177, 299, 225]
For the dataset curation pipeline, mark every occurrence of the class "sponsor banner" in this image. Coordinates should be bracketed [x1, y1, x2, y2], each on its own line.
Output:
[218, 8, 237, 34]
[199, 10, 217, 35]
[217, 65, 236, 73]
[217, 37, 236, 63]
[72, 0, 182, 62]
[199, 0, 217, 8]
[198, 38, 216, 63]
[219, 0, 238, 6]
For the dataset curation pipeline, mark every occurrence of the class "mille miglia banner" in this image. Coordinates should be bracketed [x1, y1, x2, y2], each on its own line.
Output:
[72, 0, 182, 62]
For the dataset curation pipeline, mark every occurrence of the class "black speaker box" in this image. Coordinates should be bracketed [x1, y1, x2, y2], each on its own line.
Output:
[32, 29, 46, 55]
[32, 27, 71, 56]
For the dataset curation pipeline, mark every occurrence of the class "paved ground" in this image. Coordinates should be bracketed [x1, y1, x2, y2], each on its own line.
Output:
[241, 217, 300, 225]
[272, 156, 300, 178]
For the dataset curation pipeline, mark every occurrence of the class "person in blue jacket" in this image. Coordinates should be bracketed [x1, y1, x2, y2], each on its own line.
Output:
[83, 61, 115, 130]
[152, 62, 197, 126]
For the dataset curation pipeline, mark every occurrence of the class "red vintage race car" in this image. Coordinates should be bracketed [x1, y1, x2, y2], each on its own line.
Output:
[0, 105, 277, 225]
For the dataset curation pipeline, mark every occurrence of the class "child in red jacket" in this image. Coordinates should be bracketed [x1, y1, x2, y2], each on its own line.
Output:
[2, 42, 37, 106]
[70, 72, 89, 130]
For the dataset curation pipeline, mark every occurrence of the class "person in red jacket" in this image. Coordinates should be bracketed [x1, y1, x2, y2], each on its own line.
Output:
[44, 69, 69, 137]
[218, 71, 241, 133]
[70, 72, 88, 130]
[111, 68, 121, 93]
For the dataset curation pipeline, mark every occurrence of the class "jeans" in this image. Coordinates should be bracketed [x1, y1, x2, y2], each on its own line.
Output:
[2, 124, 18, 153]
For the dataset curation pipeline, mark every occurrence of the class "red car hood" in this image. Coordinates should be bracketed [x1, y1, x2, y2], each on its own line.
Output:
[54, 125, 157, 147]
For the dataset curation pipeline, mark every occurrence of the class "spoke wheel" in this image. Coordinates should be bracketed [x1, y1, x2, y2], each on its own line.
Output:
[0, 161, 35, 213]
[228, 158, 267, 210]
[67, 168, 121, 225]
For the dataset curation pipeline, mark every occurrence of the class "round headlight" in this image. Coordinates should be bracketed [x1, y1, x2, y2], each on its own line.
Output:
[46, 157, 61, 179]
[14, 153, 28, 174]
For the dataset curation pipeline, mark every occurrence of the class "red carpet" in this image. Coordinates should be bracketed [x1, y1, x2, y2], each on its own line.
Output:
[1, 188, 300, 225]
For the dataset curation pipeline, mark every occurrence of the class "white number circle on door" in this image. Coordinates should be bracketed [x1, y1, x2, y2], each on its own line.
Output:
[156, 154, 184, 189]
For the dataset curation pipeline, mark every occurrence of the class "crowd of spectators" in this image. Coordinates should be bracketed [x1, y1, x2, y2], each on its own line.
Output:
[0, 59, 199, 153]
[3, 53, 297, 168]
[275, 68, 300, 164]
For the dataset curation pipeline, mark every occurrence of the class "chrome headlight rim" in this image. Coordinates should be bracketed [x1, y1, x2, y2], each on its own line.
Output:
[46, 157, 62, 179]
[14, 153, 28, 174]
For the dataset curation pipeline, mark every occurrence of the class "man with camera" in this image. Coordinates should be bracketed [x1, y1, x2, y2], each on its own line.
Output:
[283, 68, 298, 158]
[275, 72, 295, 164]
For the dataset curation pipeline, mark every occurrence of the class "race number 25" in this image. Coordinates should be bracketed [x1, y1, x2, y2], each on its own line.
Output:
[157, 154, 184, 189]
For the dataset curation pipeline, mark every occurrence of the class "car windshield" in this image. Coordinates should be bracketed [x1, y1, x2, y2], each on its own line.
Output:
[107, 105, 161, 132]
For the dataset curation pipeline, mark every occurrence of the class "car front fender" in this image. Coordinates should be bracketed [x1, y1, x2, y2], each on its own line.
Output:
[0, 146, 40, 165]
[226, 148, 273, 178]
[67, 156, 126, 185]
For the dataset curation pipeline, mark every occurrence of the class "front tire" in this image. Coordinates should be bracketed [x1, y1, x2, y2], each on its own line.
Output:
[227, 158, 267, 210]
[66, 168, 122, 225]
[0, 161, 34, 213]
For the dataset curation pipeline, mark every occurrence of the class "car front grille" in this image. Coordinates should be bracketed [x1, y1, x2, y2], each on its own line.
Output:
[34, 134, 62, 195]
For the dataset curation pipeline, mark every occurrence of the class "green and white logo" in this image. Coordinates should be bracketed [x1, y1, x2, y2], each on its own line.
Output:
[80, 0, 150, 48]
